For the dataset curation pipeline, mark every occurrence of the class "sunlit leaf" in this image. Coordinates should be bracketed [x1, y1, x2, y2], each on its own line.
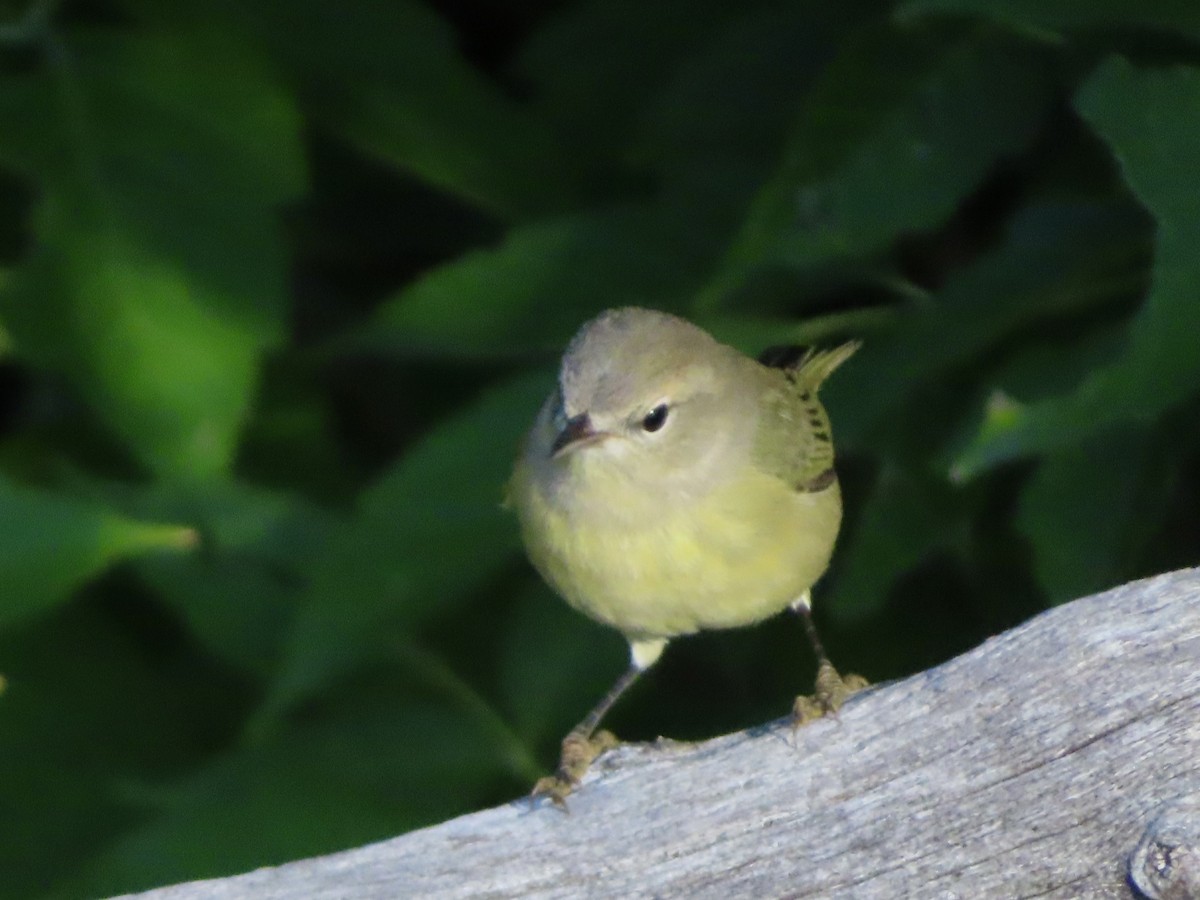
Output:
[0, 476, 196, 628]
[342, 205, 711, 360]
[0, 30, 303, 478]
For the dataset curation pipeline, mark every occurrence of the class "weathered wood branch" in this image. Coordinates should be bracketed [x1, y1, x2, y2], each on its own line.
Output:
[116, 569, 1200, 899]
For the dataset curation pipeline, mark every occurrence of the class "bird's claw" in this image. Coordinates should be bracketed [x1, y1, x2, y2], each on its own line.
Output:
[792, 661, 868, 727]
[531, 729, 620, 809]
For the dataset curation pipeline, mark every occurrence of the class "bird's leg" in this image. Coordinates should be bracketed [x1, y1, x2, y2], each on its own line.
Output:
[532, 638, 665, 808]
[532, 665, 639, 807]
[790, 591, 868, 726]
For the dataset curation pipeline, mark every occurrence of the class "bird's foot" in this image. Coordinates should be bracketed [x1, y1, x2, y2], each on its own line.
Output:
[531, 729, 620, 808]
[792, 661, 868, 727]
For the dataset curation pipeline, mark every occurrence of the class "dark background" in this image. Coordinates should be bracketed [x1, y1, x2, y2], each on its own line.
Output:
[1, 0, 1198, 896]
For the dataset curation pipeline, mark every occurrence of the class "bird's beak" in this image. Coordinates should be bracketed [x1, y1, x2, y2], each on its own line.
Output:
[552, 412, 599, 456]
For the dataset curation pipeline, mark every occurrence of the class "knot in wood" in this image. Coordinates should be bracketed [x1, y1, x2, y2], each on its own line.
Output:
[1129, 796, 1200, 900]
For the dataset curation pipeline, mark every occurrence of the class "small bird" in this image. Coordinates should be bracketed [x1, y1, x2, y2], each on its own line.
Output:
[508, 307, 863, 804]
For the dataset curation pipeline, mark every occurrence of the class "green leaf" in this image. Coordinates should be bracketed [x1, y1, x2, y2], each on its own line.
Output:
[828, 198, 1151, 448]
[702, 306, 900, 360]
[706, 27, 1059, 305]
[826, 465, 963, 622]
[954, 59, 1200, 476]
[0, 303, 11, 357]
[96, 478, 335, 571]
[0, 601, 249, 899]
[260, 371, 552, 720]
[342, 205, 713, 361]
[222, 0, 580, 219]
[0, 476, 196, 628]
[63, 695, 509, 898]
[631, 2, 884, 173]
[5, 235, 265, 479]
[516, 0, 751, 164]
[497, 579, 627, 746]
[0, 30, 303, 478]
[1017, 429, 1171, 604]
[92, 479, 335, 674]
[972, 323, 1132, 407]
[138, 555, 294, 678]
[897, 0, 1200, 44]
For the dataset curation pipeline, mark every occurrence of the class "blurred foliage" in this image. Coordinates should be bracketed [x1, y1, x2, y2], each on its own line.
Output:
[1, 0, 1198, 896]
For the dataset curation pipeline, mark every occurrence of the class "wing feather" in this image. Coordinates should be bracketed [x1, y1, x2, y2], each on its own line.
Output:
[752, 341, 859, 491]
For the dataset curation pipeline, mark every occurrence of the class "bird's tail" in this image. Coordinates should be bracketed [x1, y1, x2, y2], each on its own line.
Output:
[761, 340, 861, 390]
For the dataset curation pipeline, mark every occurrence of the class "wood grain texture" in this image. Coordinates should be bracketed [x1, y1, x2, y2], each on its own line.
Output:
[114, 568, 1200, 899]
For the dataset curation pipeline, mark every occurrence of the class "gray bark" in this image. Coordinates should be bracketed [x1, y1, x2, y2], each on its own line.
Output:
[115, 568, 1200, 899]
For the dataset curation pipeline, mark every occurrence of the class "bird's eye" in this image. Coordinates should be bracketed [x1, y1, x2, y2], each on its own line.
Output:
[641, 404, 669, 433]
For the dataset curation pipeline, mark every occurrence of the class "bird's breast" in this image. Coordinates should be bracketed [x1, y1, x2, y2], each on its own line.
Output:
[512, 460, 842, 641]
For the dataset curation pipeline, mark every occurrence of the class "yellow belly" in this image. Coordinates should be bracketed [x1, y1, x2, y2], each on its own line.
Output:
[512, 464, 841, 642]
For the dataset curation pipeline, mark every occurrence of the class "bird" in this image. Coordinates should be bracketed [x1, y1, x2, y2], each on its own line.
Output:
[508, 307, 863, 804]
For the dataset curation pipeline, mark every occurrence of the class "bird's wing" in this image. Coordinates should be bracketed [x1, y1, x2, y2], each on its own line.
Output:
[751, 341, 860, 492]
